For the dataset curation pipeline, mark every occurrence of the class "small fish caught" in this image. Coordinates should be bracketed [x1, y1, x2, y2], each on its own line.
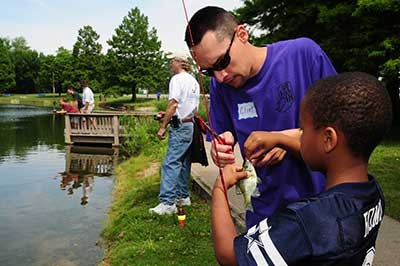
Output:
[236, 159, 261, 212]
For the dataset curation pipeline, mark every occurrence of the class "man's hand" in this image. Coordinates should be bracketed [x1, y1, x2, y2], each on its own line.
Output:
[157, 127, 167, 140]
[211, 131, 235, 167]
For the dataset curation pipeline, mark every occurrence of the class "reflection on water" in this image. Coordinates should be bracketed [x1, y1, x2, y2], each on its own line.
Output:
[0, 105, 116, 266]
[60, 146, 119, 206]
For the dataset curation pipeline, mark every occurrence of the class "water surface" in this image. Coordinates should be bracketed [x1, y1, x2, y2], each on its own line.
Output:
[0, 105, 116, 266]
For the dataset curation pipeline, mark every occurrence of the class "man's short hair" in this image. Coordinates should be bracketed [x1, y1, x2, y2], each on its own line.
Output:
[80, 80, 88, 88]
[303, 72, 392, 161]
[185, 6, 238, 48]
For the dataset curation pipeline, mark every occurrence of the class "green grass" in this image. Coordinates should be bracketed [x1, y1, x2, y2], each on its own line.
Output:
[0, 93, 63, 107]
[101, 155, 216, 266]
[104, 95, 157, 109]
[369, 126, 400, 220]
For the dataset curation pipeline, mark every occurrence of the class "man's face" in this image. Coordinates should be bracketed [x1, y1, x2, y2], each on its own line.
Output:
[170, 59, 181, 74]
[191, 30, 247, 88]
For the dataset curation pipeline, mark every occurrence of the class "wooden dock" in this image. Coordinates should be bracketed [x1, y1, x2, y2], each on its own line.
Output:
[64, 145, 119, 176]
[64, 112, 153, 146]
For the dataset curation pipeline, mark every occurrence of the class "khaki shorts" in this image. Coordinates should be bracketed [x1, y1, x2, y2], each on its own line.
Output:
[81, 104, 95, 113]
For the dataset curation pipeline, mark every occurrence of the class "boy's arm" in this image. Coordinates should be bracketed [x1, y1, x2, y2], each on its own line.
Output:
[244, 131, 302, 164]
[212, 165, 248, 266]
[212, 178, 238, 266]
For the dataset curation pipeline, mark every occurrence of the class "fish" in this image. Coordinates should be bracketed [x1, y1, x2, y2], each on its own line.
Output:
[236, 159, 261, 212]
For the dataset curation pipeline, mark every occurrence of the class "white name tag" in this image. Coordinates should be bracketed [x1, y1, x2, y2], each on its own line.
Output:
[238, 102, 258, 120]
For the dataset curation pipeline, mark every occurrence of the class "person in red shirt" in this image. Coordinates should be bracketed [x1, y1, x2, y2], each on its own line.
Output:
[55, 98, 80, 128]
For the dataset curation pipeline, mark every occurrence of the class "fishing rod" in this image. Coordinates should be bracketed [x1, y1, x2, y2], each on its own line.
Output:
[181, 0, 229, 204]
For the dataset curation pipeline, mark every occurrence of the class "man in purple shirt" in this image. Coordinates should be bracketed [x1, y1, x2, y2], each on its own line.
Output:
[185, 6, 337, 228]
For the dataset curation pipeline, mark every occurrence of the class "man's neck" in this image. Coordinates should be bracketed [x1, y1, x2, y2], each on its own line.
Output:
[249, 45, 267, 78]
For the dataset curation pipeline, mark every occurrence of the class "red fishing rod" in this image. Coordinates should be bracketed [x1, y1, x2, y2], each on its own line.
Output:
[181, 0, 230, 204]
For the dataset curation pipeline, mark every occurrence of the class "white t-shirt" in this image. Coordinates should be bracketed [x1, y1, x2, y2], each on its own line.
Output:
[82, 87, 95, 105]
[168, 72, 200, 119]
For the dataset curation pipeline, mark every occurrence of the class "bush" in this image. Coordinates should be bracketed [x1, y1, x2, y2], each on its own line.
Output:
[121, 116, 166, 158]
[104, 85, 130, 98]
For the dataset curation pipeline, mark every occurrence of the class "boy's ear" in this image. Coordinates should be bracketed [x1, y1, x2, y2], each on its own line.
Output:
[323, 127, 337, 153]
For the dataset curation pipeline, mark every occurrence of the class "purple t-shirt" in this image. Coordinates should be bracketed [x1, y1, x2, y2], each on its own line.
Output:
[208, 37, 337, 228]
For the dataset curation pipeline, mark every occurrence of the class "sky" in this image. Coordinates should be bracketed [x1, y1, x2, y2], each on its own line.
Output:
[0, 0, 242, 55]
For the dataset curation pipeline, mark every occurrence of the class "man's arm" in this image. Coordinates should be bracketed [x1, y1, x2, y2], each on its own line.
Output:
[157, 99, 178, 139]
[81, 102, 89, 113]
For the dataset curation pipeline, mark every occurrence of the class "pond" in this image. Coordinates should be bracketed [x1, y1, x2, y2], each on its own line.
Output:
[0, 105, 116, 266]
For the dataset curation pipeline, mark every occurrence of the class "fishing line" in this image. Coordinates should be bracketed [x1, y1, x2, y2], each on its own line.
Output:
[181, 0, 229, 204]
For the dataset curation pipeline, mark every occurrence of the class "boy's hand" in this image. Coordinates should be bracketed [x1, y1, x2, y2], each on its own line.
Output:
[221, 164, 248, 189]
[211, 131, 235, 167]
[244, 131, 287, 167]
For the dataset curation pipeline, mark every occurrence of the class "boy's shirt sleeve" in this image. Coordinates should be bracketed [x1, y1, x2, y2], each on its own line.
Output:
[234, 210, 311, 266]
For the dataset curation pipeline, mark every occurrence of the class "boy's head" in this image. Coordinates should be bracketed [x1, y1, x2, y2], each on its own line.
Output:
[300, 72, 392, 168]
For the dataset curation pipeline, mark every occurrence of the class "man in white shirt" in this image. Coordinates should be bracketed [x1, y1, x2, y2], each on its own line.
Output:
[80, 80, 96, 128]
[80, 80, 95, 113]
[149, 52, 200, 215]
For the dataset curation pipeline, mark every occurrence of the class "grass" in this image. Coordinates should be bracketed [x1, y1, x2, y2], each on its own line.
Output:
[0, 93, 62, 107]
[100, 155, 216, 266]
[369, 126, 400, 220]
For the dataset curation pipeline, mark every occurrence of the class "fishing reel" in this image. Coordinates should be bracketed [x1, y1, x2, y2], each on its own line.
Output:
[154, 111, 166, 121]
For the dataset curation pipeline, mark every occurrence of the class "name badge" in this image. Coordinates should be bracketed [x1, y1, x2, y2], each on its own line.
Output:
[238, 102, 258, 120]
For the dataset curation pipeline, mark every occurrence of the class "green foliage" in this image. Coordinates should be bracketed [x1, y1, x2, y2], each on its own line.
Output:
[121, 116, 166, 158]
[72, 25, 103, 92]
[107, 7, 170, 93]
[0, 38, 15, 91]
[104, 85, 130, 97]
[101, 155, 215, 266]
[53, 47, 75, 93]
[369, 127, 400, 220]
[9, 37, 40, 93]
[154, 98, 168, 112]
[235, 0, 400, 123]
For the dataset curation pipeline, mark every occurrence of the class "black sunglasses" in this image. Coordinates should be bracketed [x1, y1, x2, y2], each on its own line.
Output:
[200, 31, 236, 77]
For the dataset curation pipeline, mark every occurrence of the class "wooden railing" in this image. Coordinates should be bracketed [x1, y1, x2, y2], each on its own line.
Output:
[64, 146, 119, 176]
[65, 113, 123, 146]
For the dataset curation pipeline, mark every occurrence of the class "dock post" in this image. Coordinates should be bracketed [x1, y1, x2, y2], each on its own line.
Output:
[65, 114, 72, 144]
[112, 115, 120, 147]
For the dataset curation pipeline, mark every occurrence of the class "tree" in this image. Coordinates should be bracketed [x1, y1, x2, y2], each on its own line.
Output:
[10, 37, 40, 93]
[0, 38, 15, 92]
[72, 25, 103, 92]
[235, 0, 400, 123]
[53, 47, 75, 94]
[107, 7, 170, 101]
[37, 53, 55, 93]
